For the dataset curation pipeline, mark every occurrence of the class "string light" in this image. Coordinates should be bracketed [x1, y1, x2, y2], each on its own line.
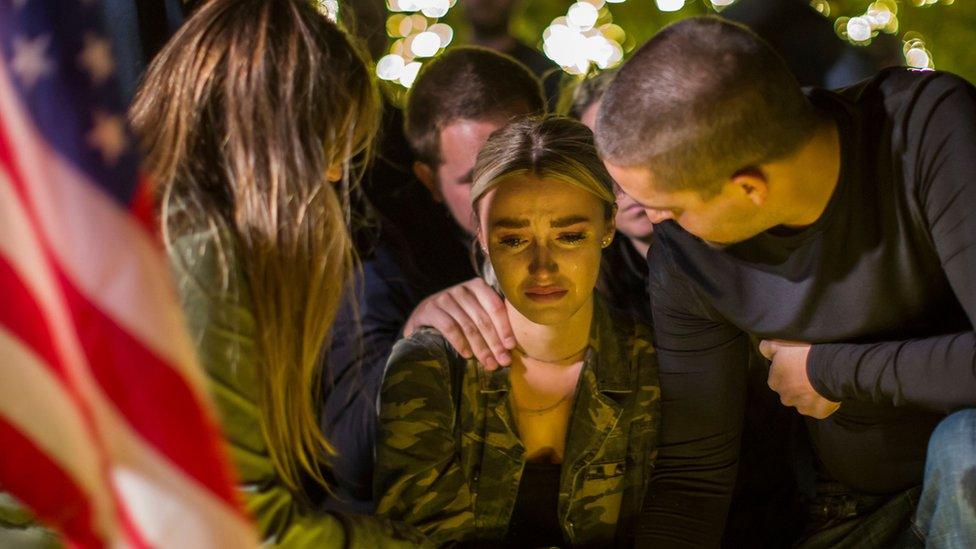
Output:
[376, 54, 406, 81]
[380, 0, 456, 87]
[400, 61, 422, 87]
[568, 2, 600, 30]
[903, 32, 934, 70]
[656, 0, 684, 12]
[810, 0, 830, 17]
[380, 0, 954, 88]
[543, 1, 627, 74]
[835, 0, 898, 45]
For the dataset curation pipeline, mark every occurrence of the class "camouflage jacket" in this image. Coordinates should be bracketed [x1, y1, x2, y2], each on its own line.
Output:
[375, 298, 660, 547]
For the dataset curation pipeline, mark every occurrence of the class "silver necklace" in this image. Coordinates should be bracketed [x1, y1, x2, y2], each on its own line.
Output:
[513, 389, 575, 415]
[510, 344, 586, 414]
[513, 343, 588, 363]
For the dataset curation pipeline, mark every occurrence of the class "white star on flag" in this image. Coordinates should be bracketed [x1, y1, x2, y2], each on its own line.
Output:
[11, 34, 54, 90]
[86, 111, 128, 165]
[78, 33, 115, 85]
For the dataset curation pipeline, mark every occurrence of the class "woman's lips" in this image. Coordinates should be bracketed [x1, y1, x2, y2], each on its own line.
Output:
[524, 286, 568, 302]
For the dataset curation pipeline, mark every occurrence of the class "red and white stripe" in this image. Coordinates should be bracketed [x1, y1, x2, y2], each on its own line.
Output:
[0, 53, 256, 548]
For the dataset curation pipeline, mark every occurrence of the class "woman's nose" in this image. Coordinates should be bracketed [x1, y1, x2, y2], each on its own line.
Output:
[528, 243, 557, 275]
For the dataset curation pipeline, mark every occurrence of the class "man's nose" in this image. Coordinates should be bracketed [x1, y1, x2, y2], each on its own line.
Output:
[644, 208, 674, 224]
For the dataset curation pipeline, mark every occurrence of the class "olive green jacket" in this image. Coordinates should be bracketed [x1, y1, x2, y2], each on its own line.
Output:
[0, 494, 60, 548]
[172, 228, 428, 548]
[375, 298, 660, 547]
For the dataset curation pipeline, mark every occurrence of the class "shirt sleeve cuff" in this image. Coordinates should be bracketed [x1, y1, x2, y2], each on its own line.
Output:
[807, 344, 843, 402]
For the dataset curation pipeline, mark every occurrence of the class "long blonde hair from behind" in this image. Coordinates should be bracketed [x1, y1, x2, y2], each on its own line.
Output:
[130, 0, 381, 505]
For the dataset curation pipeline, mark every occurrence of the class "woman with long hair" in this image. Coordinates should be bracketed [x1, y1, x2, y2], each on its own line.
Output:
[374, 116, 661, 547]
[131, 0, 423, 544]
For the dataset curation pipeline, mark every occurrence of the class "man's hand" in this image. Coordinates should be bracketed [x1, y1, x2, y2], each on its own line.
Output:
[404, 278, 516, 370]
[759, 339, 840, 419]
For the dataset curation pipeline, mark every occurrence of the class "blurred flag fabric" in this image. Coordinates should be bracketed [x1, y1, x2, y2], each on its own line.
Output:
[0, 0, 256, 547]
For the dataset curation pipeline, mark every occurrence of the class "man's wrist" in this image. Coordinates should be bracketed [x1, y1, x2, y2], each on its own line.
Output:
[807, 344, 842, 401]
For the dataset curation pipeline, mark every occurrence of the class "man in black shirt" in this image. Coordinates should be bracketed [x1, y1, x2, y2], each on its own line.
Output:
[595, 16, 976, 548]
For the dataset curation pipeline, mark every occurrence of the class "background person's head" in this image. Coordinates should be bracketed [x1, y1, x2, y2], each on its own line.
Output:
[471, 117, 616, 325]
[595, 16, 824, 246]
[131, 0, 380, 504]
[571, 70, 653, 253]
[405, 47, 545, 235]
[462, 0, 519, 40]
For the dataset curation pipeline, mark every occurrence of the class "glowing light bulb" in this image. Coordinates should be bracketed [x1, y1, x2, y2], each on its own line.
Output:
[810, 0, 830, 16]
[567, 2, 599, 31]
[585, 35, 613, 65]
[397, 16, 413, 37]
[376, 54, 406, 80]
[411, 31, 441, 57]
[420, 0, 449, 18]
[846, 17, 872, 41]
[906, 47, 930, 68]
[399, 61, 422, 87]
[655, 0, 685, 12]
[429, 23, 454, 48]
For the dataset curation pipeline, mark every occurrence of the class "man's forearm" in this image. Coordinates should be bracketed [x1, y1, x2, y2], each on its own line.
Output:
[809, 332, 976, 413]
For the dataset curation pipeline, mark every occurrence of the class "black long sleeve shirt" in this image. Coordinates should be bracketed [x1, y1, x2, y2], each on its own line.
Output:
[636, 68, 976, 546]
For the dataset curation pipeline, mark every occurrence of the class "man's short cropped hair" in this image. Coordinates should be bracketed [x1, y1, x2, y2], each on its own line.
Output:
[595, 16, 823, 197]
[405, 46, 545, 166]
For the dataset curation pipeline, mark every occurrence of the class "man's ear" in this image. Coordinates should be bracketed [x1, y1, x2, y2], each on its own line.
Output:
[413, 161, 441, 202]
[729, 166, 769, 207]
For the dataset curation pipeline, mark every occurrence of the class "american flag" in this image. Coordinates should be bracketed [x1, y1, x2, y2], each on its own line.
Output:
[0, 0, 256, 546]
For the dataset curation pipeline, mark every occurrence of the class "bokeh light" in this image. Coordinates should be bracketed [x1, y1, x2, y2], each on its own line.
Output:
[411, 31, 441, 57]
[656, 0, 685, 12]
[543, 0, 628, 74]
[380, 0, 456, 87]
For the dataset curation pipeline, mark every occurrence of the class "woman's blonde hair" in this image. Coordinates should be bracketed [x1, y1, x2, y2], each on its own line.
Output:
[130, 0, 380, 504]
[471, 116, 616, 218]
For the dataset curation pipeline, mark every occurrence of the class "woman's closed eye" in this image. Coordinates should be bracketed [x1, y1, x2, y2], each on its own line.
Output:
[499, 235, 528, 248]
[557, 232, 588, 245]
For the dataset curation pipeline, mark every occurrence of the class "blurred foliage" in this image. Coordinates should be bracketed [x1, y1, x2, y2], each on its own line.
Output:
[438, 0, 975, 84]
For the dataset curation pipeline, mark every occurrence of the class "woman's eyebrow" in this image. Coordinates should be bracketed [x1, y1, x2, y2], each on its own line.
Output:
[551, 215, 591, 228]
[491, 215, 592, 229]
[492, 217, 530, 229]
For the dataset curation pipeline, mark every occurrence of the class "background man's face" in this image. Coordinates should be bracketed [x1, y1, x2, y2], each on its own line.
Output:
[582, 102, 653, 245]
[433, 118, 506, 235]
